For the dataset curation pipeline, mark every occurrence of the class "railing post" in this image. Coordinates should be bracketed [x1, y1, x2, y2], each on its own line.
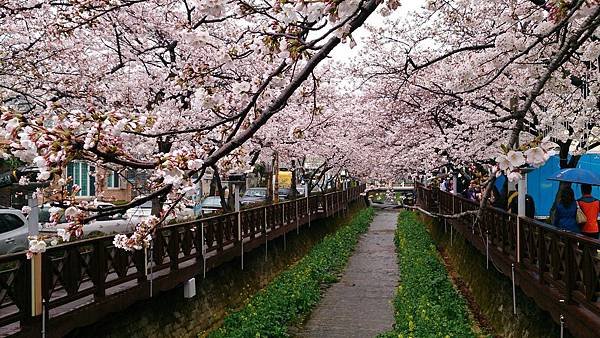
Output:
[31, 253, 42, 317]
[565, 237, 574, 303]
[537, 227, 545, 284]
[94, 240, 106, 298]
[296, 199, 299, 234]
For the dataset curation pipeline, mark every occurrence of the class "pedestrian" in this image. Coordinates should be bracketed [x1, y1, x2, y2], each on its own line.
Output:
[507, 184, 536, 218]
[553, 186, 579, 233]
[578, 184, 599, 239]
[490, 186, 506, 210]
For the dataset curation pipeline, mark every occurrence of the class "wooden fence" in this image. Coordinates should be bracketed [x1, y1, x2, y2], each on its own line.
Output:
[416, 184, 600, 338]
[0, 185, 365, 337]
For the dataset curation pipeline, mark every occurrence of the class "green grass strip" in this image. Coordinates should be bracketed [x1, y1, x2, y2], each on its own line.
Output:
[207, 207, 375, 338]
[380, 211, 475, 338]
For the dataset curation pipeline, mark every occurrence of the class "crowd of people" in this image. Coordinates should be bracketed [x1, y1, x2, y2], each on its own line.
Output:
[437, 177, 599, 239]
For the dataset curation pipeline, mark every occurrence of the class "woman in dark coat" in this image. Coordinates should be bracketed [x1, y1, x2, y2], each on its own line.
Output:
[553, 186, 579, 233]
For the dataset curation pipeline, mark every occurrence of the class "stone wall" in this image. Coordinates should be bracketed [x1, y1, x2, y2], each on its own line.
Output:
[67, 207, 363, 338]
[424, 215, 568, 338]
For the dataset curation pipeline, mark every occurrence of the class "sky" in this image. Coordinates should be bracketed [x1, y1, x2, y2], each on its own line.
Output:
[330, 0, 427, 62]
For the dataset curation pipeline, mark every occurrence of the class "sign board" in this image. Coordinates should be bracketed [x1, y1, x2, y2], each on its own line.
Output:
[303, 156, 325, 170]
[278, 171, 292, 189]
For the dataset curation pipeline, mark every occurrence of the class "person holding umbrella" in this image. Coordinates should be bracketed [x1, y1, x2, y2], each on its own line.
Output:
[578, 184, 600, 239]
[553, 186, 579, 233]
[549, 168, 600, 235]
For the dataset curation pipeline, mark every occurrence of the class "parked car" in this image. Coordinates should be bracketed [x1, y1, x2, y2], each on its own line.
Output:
[195, 196, 224, 216]
[240, 187, 268, 206]
[296, 186, 322, 196]
[0, 209, 30, 254]
[125, 200, 153, 221]
[40, 203, 136, 237]
[278, 188, 300, 200]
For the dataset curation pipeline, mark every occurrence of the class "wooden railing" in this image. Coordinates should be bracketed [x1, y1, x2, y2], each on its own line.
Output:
[416, 183, 600, 338]
[0, 185, 365, 337]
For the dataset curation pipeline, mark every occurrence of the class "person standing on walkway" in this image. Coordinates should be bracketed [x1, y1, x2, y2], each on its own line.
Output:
[578, 184, 599, 239]
[553, 186, 579, 233]
[507, 184, 536, 218]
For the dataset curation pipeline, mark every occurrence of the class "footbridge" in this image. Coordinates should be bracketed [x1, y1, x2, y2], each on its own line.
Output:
[0, 186, 365, 338]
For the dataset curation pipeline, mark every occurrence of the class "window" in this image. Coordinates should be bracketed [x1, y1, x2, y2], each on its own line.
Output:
[0, 214, 25, 234]
[106, 170, 120, 189]
[67, 161, 95, 196]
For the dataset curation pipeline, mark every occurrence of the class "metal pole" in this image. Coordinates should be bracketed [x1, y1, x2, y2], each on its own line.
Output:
[240, 211, 244, 271]
[202, 225, 206, 278]
[296, 200, 299, 235]
[486, 231, 490, 270]
[559, 299, 565, 338]
[235, 184, 243, 270]
[516, 217, 521, 263]
[264, 207, 268, 262]
[560, 314, 564, 338]
[150, 239, 154, 298]
[444, 218, 447, 233]
[450, 224, 453, 246]
[41, 299, 46, 338]
[512, 263, 517, 315]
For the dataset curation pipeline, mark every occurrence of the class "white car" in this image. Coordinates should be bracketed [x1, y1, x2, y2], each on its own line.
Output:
[40, 203, 137, 237]
[0, 209, 31, 254]
[125, 199, 196, 223]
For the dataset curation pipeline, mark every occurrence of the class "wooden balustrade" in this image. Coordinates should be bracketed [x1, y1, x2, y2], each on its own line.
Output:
[416, 183, 600, 338]
[0, 185, 365, 337]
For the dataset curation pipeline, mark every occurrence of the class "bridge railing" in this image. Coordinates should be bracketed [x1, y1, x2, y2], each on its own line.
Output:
[0, 185, 365, 337]
[416, 183, 600, 337]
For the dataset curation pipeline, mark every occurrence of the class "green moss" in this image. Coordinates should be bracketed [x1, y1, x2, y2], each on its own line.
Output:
[379, 211, 475, 338]
[206, 208, 375, 338]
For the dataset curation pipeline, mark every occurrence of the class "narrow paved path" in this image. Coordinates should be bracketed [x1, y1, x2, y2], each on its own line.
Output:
[297, 210, 399, 337]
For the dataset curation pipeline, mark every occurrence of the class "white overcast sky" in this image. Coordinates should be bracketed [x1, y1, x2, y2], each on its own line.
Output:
[330, 0, 426, 61]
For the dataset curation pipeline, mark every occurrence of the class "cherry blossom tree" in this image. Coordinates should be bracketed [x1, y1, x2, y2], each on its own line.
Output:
[349, 0, 599, 189]
[0, 0, 392, 252]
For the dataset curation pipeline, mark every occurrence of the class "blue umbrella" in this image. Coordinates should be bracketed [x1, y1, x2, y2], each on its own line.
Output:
[547, 168, 600, 186]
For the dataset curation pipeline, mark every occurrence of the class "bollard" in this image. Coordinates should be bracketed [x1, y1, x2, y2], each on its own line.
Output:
[184, 278, 196, 298]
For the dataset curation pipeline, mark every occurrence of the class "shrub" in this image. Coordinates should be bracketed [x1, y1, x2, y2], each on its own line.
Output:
[379, 211, 475, 337]
[207, 207, 375, 338]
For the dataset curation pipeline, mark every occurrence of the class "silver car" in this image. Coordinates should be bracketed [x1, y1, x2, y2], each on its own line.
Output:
[0, 209, 30, 254]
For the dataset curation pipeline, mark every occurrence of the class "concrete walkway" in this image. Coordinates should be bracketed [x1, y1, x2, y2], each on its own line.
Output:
[297, 210, 399, 337]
